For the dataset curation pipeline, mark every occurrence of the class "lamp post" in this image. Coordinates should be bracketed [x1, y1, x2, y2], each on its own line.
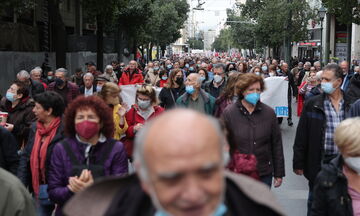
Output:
[318, 7, 326, 66]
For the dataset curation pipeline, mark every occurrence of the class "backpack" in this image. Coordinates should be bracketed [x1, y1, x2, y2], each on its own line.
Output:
[62, 139, 116, 179]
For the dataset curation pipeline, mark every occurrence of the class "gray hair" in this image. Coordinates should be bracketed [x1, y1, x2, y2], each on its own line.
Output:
[105, 65, 113, 71]
[31, 67, 43, 75]
[55, 68, 68, 77]
[314, 61, 321, 66]
[133, 110, 228, 180]
[17, 70, 30, 79]
[83, 72, 94, 80]
[305, 61, 311, 66]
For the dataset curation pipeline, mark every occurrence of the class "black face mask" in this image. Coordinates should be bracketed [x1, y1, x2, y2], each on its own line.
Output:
[55, 78, 64, 86]
[175, 77, 183, 85]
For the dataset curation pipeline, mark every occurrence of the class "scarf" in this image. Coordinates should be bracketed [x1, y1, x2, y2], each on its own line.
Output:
[30, 117, 61, 197]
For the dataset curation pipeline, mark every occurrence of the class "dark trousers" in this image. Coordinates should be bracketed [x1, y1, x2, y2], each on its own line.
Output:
[260, 174, 272, 188]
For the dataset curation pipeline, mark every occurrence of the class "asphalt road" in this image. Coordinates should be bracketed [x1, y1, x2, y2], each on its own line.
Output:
[272, 101, 309, 216]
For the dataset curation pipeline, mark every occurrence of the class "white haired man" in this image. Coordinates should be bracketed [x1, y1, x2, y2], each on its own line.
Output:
[176, 73, 215, 115]
[63, 109, 285, 216]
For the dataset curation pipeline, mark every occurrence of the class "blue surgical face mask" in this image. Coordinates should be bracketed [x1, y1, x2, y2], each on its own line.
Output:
[154, 67, 160, 71]
[6, 92, 16, 102]
[245, 92, 260, 105]
[167, 65, 172, 70]
[321, 82, 336, 94]
[200, 76, 206, 82]
[276, 69, 281, 73]
[185, 64, 190, 68]
[47, 76, 53, 80]
[155, 203, 227, 216]
[185, 85, 195, 94]
[161, 76, 168, 80]
[261, 66, 268, 71]
[189, 67, 195, 71]
[96, 85, 102, 92]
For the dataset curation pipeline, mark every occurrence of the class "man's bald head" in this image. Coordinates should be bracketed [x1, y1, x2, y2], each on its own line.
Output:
[134, 109, 227, 216]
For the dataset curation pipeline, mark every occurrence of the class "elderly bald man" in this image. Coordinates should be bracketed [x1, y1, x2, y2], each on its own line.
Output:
[176, 73, 215, 115]
[63, 109, 285, 216]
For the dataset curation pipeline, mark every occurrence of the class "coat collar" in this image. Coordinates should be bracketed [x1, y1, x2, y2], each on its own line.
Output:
[182, 89, 210, 104]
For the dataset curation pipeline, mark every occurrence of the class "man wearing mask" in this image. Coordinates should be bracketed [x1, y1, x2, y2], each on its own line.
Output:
[46, 71, 55, 84]
[177, 73, 215, 115]
[95, 74, 110, 92]
[47, 68, 79, 106]
[293, 64, 351, 216]
[16, 70, 44, 97]
[340, 60, 353, 92]
[145, 62, 160, 86]
[204, 64, 227, 99]
[30, 67, 48, 89]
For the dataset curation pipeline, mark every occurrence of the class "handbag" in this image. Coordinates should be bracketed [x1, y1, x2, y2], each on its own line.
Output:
[227, 150, 260, 180]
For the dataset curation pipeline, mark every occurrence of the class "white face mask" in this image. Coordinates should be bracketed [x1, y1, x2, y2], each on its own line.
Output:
[213, 75, 223, 83]
[344, 157, 360, 175]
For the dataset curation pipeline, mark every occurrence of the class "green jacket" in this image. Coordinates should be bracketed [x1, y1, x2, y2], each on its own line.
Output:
[176, 89, 216, 115]
[0, 168, 36, 216]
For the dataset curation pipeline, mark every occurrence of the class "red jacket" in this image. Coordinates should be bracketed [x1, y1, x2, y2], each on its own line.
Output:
[118, 68, 144, 85]
[123, 105, 164, 157]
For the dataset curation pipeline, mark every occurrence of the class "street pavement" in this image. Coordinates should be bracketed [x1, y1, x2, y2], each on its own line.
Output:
[272, 101, 308, 216]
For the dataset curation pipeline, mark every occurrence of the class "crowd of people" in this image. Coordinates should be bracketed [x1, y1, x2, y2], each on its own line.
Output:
[0, 54, 360, 216]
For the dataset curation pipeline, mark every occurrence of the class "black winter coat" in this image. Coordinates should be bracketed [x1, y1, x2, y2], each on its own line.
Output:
[222, 101, 285, 177]
[293, 93, 351, 184]
[29, 79, 45, 97]
[346, 73, 360, 105]
[311, 155, 353, 216]
[0, 97, 36, 148]
[17, 122, 64, 189]
[0, 127, 19, 175]
[159, 86, 185, 109]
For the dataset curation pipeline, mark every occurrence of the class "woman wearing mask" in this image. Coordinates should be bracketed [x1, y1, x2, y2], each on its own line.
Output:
[198, 68, 209, 88]
[47, 96, 128, 216]
[221, 73, 285, 187]
[159, 69, 186, 109]
[252, 66, 263, 77]
[261, 63, 270, 77]
[311, 118, 360, 216]
[214, 73, 241, 118]
[17, 91, 65, 216]
[268, 64, 277, 77]
[124, 84, 164, 157]
[0, 80, 36, 150]
[98, 82, 128, 140]
[155, 70, 168, 88]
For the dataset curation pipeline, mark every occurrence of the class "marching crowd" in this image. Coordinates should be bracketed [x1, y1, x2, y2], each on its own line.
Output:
[0, 54, 360, 216]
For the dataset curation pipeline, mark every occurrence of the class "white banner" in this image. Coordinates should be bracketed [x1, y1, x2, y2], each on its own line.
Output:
[261, 77, 289, 117]
[120, 85, 162, 109]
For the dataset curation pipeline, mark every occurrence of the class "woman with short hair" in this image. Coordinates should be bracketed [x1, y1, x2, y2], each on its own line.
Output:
[221, 73, 285, 187]
[311, 117, 360, 216]
[17, 91, 65, 216]
[98, 82, 128, 140]
[47, 96, 128, 216]
[124, 84, 164, 157]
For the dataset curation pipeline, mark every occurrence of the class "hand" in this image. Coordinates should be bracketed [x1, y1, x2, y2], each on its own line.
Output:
[117, 106, 127, 117]
[121, 102, 129, 111]
[284, 77, 289, 81]
[273, 177, 283, 188]
[133, 123, 143, 132]
[4, 123, 14, 132]
[294, 169, 304, 175]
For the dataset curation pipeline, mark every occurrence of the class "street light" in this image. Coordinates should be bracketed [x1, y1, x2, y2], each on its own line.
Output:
[317, 7, 326, 66]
